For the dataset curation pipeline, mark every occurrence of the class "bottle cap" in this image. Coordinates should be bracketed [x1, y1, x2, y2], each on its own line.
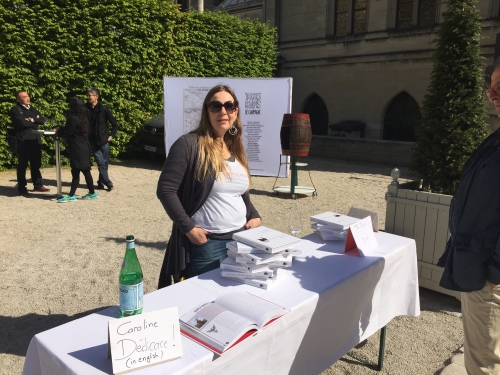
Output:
[126, 235, 135, 242]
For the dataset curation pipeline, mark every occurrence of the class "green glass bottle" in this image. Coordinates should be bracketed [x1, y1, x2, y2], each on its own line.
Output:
[119, 235, 144, 317]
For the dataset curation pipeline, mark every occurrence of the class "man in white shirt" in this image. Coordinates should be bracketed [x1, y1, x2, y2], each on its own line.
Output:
[8, 90, 50, 195]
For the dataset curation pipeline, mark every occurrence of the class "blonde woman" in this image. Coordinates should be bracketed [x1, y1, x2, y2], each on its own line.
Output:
[157, 85, 261, 287]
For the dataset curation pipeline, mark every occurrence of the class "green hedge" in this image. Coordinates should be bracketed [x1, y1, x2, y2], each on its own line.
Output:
[0, 0, 278, 170]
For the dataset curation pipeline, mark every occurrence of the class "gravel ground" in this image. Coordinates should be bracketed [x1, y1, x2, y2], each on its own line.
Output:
[0, 156, 462, 374]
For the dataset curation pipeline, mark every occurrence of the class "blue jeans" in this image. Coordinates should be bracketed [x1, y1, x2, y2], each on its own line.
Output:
[90, 142, 112, 187]
[187, 238, 231, 278]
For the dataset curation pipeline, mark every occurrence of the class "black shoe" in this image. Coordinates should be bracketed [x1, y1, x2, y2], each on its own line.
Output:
[107, 185, 114, 191]
[18, 189, 29, 196]
[97, 182, 105, 190]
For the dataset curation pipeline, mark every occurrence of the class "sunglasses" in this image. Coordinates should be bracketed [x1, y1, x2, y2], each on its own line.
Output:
[484, 82, 500, 100]
[207, 100, 238, 114]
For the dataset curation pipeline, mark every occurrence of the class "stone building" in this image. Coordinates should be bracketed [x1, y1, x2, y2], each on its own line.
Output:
[203, 0, 500, 164]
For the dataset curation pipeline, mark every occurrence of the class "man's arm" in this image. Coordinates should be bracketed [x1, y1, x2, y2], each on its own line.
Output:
[31, 107, 46, 125]
[104, 107, 118, 140]
[8, 106, 37, 130]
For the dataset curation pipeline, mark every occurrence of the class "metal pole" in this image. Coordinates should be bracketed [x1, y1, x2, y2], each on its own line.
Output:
[377, 326, 387, 370]
[55, 136, 62, 197]
[290, 155, 297, 195]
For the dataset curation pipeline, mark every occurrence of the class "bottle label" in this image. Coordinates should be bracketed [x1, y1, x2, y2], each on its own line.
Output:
[119, 282, 143, 311]
[126, 241, 135, 249]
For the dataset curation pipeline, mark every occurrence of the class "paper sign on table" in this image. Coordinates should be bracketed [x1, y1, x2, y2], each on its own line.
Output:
[347, 206, 379, 232]
[108, 307, 182, 374]
[344, 216, 378, 257]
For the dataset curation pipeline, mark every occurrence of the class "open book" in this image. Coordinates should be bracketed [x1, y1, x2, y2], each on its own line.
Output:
[179, 292, 289, 355]
[232, 226, 300, 253]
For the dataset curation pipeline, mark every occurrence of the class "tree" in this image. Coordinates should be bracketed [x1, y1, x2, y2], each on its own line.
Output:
[0, 0, 278, 170]
[411, 0, 488, 194]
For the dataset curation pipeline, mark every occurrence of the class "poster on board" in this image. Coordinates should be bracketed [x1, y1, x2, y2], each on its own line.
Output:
[163, 77, 292, 177]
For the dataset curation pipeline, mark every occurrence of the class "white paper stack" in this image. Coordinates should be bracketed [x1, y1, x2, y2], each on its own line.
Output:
[310, 212, 360, 241]
[220, 226, 300, 289]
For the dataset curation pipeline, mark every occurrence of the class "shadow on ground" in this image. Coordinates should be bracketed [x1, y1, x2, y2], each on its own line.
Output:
[0, 306, 112, 357]
[419, 287, 461, 315]
[104, 236, 166, 251]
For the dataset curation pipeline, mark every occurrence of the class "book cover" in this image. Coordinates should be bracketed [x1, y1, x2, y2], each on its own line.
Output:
[232, 226, 300, 253]
[237, 251, 292, 265]
[316, 230, 346, 241]
[268, 258, 293, 268]
[222, 276, 277, 290]
[226, 241, 269, 254]
[179, 292, 288, 354]
[220, 256, 273, 274]
[221, 269, 277, 280]
[311, 223, 348, 237]
[309, 212, 360, 230]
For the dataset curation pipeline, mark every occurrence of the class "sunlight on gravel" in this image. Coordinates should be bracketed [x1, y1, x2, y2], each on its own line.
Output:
[0, 157, 462, 375]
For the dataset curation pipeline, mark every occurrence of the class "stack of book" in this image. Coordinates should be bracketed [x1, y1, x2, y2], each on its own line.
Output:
[220, 226, 301, 289]
[310, 211, 360, 241]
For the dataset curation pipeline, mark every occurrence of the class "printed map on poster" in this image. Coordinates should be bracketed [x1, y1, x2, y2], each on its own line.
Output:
[183, 88, 210, 133]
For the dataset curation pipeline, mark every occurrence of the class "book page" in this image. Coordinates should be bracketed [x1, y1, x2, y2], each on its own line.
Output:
[214, 292, 288, 328]
[180, 302, 257, 351]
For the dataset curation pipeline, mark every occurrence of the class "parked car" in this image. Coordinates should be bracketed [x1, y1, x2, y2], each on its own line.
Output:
[139, 115, 165, 157]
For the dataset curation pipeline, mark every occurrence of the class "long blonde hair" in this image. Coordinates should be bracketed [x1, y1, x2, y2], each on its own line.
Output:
[194, 85, 250, 181]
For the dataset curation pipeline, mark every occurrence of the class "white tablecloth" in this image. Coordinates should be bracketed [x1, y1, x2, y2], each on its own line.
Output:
[23, 231, 420, 375]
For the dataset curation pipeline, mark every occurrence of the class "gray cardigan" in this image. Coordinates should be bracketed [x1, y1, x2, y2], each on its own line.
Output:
[157, 133, 260, 288]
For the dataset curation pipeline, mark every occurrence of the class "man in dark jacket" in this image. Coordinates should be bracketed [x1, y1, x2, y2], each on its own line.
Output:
[9, 90, 50, 195]
[85, 88, 118, 191]
[438, 63, 500, 374]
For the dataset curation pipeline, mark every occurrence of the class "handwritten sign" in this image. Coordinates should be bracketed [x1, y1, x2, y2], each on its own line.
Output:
[108, 308, 182, 374]
[347, 206, 379, 232]
[344, 216, 378, 257]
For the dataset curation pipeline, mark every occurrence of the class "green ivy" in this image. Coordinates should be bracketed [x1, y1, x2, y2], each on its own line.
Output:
[0, 0, 278, 170]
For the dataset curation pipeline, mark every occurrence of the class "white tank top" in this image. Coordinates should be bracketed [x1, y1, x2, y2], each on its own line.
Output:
[191, 157, 249, 233]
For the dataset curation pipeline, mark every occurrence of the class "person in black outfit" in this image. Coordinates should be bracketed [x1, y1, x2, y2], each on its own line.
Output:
[8, 90, 50, 196]
[85, 88, 118, 191]
[437, 62, 500, 373]
[54, 97, 98, 202]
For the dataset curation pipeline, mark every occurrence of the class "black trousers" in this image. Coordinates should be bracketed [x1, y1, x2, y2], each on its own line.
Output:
[17, 140, 43, 191]
[69, 168, 94, 196]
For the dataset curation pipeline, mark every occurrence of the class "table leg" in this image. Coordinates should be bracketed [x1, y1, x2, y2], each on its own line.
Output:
[346, 325, 386, 371]
[290, 155, 297, 195]
[55, 138, 62, 197]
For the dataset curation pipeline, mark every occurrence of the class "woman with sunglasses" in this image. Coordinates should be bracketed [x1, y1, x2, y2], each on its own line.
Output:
[157, 85, 261, 287]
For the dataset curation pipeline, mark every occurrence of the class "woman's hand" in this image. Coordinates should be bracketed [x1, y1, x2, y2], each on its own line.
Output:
[186, 227, 210, 245]
[245, 218, 261, 229]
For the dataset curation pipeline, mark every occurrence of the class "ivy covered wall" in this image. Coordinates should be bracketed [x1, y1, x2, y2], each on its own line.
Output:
[0, 0, 278, 169]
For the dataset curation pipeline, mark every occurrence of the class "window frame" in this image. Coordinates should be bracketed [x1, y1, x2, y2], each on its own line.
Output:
[388, 0, 439, 29]
[327, 0, 369, 37]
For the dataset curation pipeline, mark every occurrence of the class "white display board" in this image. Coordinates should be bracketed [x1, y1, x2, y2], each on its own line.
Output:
[163, 77, 292, 177]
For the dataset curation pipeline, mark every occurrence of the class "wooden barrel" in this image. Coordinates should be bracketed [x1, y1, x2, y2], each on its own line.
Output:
[280, 113, 312, 156]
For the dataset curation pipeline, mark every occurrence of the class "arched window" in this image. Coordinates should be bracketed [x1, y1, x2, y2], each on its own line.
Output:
[383, 92, 421, 141]
[303, 94, 329, 136]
